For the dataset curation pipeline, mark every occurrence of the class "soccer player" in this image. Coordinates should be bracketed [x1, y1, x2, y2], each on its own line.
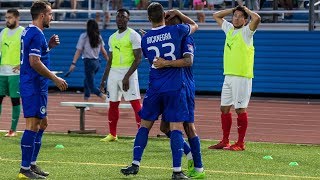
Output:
[208, 6, 261, 151]
[0, 9, 24, 137]
[18, 1, 68, 179]
[99, 8, 142, 142]
[120, 3, 198, 179]
[138, 18, 203, 178]
[154, 15, 205, 179]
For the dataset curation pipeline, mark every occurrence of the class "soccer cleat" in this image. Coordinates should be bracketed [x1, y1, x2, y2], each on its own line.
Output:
[208, 140, 230, 149]
[5, 130, 17, 137]
[120, 164, 139, 176]
[172, 171, 189, 179]
[187, 169, 206, 179]
[223, 142, 245, 151]
[100, 134, 118, 142]
[187, 159, 194, 173]
[31, 165, 49, 177]
[18, 168, 46, 179]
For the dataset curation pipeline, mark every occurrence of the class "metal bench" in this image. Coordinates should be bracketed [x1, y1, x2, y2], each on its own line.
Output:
[60, 102, 131, 134]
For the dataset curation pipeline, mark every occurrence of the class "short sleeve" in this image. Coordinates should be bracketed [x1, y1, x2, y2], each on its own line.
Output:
[130, 30, 142, 50]
[0, 29, 3, 50]
[221, 20, 233, 34]
[241, 25, 255, 46]
[29, 33, 43, 57]
[182, 36, 195, 56]
[76, 33, 86, 50]
[108, 35, 112, 52]
[177, 24, 191, 39]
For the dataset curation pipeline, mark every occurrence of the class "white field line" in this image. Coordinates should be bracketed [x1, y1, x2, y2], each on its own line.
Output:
[0, 157, 319, 179]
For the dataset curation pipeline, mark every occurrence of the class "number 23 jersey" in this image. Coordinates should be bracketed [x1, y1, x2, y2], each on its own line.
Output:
[141, 24, 191, 93]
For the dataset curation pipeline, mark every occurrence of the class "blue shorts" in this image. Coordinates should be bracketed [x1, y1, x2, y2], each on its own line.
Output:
[185, 85, 195, 123]
[22, 94, 48, 119]
[139, 88, 189, 122]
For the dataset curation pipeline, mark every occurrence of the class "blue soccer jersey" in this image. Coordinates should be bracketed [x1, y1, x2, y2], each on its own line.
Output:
[20, 25, 50, 97]
[182, 36, 195, 90]
[141, 24, 190, 93]
[182, 36, 196, 123]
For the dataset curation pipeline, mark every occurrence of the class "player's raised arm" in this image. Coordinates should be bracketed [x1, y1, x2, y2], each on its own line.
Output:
[213, 7, 235, 27]
[166, 9, 198, 34]
[243, 6, 261, 31]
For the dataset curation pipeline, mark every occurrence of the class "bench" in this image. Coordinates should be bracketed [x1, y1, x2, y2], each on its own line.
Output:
[60, 102, 131, 134]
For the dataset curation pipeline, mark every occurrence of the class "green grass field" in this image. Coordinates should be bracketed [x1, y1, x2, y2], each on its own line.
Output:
[0, 132, 319, 180]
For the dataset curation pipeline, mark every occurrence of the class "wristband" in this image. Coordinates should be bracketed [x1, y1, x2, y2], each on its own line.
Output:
[71, 62, 76, 66]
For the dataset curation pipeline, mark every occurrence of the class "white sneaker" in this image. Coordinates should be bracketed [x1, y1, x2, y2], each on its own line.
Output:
[85, 107, 90, 111]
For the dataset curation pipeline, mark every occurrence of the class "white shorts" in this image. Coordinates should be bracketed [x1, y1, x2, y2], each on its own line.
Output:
[107, 68, 141, 102]
[221, 75, 252, 109]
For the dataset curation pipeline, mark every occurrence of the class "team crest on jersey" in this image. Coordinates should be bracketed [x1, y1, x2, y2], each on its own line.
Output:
[40, 106, 46, 114]
[187, 44, 194, 53]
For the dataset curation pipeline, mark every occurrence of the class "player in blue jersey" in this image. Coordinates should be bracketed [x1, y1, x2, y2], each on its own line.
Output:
[18, 1, 68, 179]
[153, 16, 205, 179]
[121, 3, 198, 179]
[138, 16, 205, 179]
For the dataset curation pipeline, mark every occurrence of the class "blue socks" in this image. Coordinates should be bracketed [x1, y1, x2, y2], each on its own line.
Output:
[189, 136, 203, 168]
[170, 130, 184, 171]
[183, 140, 191, 156]
[166, 131, 191, 156]
[31, 129, 44, 164]
[133, 127, 149, 164]
[21, 130, 37, 169]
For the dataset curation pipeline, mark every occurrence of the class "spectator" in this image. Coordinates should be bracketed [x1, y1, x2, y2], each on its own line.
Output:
[194, 0, 206, 22]
[112, 0, 123, 10]
[135, 0, 148, 10]
[207, 0, 215, 10]
[237, 0, 260, 10]
[279, 0, 293, 18]
[207, 0, 224, 10]
[69, 19, 108, 109]
[94, 0, 110, 24]
[52, 0, 78, 18]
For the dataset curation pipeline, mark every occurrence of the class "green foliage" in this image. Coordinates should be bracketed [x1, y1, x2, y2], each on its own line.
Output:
[0, 133, 319, 180]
